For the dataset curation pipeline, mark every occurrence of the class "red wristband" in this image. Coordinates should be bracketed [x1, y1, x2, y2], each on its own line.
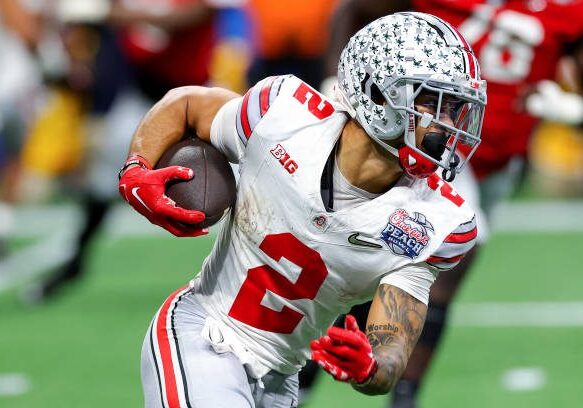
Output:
[118, 155, 152, 179]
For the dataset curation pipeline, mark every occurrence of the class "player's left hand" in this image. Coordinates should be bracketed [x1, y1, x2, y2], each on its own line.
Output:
[310, 314, 377, 384]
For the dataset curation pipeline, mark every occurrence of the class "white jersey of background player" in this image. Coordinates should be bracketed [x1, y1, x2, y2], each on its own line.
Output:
[119, 12, 486, 408]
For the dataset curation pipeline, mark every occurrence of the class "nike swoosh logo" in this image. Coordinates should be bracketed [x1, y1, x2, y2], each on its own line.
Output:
[132, 187, 152, 212]
[348, 233, 382, 249]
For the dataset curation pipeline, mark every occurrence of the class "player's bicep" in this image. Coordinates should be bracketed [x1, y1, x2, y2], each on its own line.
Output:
[365, 284, 427, 386]
[181, 86, 240, 142]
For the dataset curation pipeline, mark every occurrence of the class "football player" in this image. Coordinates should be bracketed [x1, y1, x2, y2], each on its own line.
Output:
[317, 1, 583, 407]
[119, 12, 485, 407]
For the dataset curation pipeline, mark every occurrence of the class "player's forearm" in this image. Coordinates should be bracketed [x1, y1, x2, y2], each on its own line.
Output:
[0, 0, 42, 49]
[353, 284, 427, 395]
[352, 337, 408, 395]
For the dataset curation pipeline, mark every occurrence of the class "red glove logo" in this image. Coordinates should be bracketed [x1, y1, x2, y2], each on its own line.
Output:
[311, 314, 377, 384]
[118, 156, 207, 237]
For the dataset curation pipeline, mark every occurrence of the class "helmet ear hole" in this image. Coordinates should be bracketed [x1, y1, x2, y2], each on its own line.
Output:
[360, 73, 370, 95]
[360, 73, 384, 105]
[370, 83, 384, 105]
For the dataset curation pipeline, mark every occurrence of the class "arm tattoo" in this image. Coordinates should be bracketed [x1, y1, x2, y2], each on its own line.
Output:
[353, 285, 426, 395]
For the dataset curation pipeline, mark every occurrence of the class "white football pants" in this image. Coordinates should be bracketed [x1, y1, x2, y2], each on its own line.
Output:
[141, 286, 299, 408]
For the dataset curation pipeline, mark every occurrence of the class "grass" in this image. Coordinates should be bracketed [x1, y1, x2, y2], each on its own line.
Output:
[1, 226, 582, 407]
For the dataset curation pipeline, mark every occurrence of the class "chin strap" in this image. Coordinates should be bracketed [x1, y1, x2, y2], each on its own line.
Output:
[353, 118, 439, 180]
[441, 153, 460, 181]
[397, 111, 438, 178]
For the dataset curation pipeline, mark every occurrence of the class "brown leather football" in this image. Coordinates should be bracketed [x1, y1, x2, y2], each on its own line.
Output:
[155, 137, 236, 229]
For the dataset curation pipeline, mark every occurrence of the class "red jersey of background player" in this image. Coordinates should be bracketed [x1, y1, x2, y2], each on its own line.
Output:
[413, 0, 583, 178]
[120, 0, 215, 87]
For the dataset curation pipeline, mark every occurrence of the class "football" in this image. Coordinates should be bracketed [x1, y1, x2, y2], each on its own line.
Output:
[155, 137, 236, 229]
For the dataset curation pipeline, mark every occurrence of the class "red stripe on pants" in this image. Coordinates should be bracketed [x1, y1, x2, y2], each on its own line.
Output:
[156, 286, 187, 408]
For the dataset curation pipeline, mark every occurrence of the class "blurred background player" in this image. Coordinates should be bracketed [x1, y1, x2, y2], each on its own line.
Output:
[244, 0, 339, 87]
[21, 0, 248, 302]
[299, 0, 583, 407]
[0, 0, 44, 258]
[526, 34, 583, 196]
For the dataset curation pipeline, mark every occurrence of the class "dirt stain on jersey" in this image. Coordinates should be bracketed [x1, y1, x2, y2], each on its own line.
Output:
[234, 187, 275, 243]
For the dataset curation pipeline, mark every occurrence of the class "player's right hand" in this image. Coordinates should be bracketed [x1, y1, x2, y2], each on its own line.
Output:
[118, 155, 207, 237]
[310, 314, 377, 384]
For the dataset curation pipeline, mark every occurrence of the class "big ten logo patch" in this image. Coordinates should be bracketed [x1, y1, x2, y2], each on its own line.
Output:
[270, 144, 298, 174]
[381, 209, 434, 259]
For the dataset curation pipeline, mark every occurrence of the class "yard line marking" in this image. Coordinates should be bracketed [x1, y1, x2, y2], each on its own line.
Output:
[451, 302, 583, 327]
[0, 373, 31, 397]
[0, 228, 76, 291]
[490, 200, 583, 233]
[501, 367, 546, 392]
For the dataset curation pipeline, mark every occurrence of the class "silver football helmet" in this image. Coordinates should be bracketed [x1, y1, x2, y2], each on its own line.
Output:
[336, 12, 487, 180]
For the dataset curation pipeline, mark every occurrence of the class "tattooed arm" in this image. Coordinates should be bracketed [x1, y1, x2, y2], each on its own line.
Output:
[353, 284, 427, 395]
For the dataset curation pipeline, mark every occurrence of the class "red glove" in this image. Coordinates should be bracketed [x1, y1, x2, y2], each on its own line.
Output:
[311, 314, 377, 384]
[118, 155, 207, 237]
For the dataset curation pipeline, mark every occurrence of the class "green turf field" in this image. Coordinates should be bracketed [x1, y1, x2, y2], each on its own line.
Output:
[1, 208, 583, 407]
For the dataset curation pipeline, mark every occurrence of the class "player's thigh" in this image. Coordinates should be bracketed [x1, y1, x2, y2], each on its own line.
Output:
[141, 288, 254, 408]
[255, 371, 299, 408]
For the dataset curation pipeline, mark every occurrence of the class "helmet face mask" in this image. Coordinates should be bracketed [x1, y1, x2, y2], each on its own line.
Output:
[336, 12, 487, 180]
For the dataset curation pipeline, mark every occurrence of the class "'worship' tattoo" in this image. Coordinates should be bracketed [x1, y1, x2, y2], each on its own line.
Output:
[354, 284, 427, 395]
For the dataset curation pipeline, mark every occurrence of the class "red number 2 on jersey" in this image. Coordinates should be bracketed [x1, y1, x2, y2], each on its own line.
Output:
[228, 233, 328, 334]
[293, 82, 334, 120]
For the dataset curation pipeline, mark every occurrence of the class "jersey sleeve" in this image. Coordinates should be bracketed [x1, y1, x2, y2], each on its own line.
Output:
[210, 75, 288, 163]
[235, 75, 288, 145]
[379, 264, 436, 305]
[426, 216, 478, 271]
[210, 97, 245, 163]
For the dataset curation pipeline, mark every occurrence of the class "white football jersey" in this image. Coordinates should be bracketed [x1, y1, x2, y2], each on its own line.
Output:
[193, 75, 477, 376]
